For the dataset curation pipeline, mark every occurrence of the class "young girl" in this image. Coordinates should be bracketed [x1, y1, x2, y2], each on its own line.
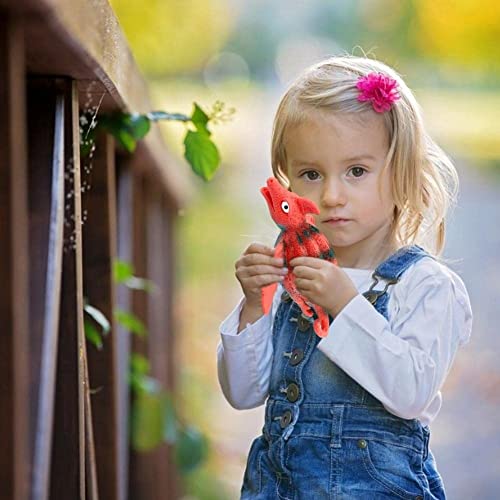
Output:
[217, 55, 473, 499]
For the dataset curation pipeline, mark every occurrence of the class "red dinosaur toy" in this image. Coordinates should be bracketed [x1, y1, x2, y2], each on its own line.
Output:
[260, 177, 337, 338]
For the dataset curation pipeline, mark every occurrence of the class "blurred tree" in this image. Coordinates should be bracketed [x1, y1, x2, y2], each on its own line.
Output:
[414, 0, 500, 75]
[220, 0, 499, 85]
[110, 0, 237, 76]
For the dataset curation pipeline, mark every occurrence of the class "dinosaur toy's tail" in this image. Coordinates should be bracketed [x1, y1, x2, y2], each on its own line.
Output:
[313, 309, 330, 338]
[261, 241, 284, 314]
[261, 282, 277, 315]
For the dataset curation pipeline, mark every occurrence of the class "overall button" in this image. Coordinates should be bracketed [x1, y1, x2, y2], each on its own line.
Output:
[286, 383, 300, 402]
[290, 348, 304, 366]
[415, 496, 423, 500]
[357, 439, 367, 449]
[297, 315, 311, 332]
[280, 410, 293, 428]
[281, 291, 292, 302]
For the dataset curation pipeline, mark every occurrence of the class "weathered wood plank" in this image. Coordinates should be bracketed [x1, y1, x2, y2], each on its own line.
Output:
[0, 11, 30, 500]
[27, 78, 65, 500]
[84, 352, 99, 500]
[82, 133, 120, 500]
[146, 184, 179, 498]
[49, 79, 86, 500]
[127, 172, 152, 498]
[128, 174, 179, 499]
[115, 157, 134, 500]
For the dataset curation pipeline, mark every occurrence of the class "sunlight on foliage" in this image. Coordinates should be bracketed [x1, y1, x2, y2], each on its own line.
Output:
[110, 0, 236, 76]
[417, 90, 500, 160]
[415, 0, 500, 73]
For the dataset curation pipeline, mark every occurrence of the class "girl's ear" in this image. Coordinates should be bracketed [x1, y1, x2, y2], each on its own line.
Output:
[296, 197, 320, 215]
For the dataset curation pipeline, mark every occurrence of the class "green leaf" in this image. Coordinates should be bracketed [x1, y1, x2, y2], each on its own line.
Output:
[113, 259, 134, 283]
[130, 379, 165, 451]
[147, 111, 190, 122]
[130, 353, 150, 377]
[98, 113, 124, 135]
[129, 113, 151, 140]
[114, 309, 147, 337]
[183, 129, 221, 182]
[116, 128, 137, 153]
[113, 259, 155, 292]
[175, 425, 210, 474]
[191, 103, 210, 135]
[99, 113, 137, 153]
[84, 303, 110, 335]
[84, 319, 103, 350]
[129, 353, 150, 392]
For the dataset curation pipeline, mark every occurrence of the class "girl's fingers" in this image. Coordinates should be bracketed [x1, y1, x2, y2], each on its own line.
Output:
[246, 264, 288, 277]
[244, 244, 284, 265]
[237, 264, 287, 280]
[289, 256, 323, 268]
[244, 273, 285, 288]
[295, 277, 312, 290]
[292, 265, 316, 279]
[244, 243, 275, 256]
[237, 252, 284, 269]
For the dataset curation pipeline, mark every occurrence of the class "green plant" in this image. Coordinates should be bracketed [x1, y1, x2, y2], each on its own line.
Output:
[83, 300, 110, 350]
[83, 258, 210, 473]
[80, 101, 235, 181]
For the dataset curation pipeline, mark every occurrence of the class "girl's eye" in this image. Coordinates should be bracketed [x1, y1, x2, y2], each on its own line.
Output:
[349, 166, 366, 178]
[302, 171, 320, 181]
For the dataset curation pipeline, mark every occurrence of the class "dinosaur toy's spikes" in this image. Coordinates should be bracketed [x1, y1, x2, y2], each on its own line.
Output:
[260, 177, 337, 338]
[297, 197, 320, 217]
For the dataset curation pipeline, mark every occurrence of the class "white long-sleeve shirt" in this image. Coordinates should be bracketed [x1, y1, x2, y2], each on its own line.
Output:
[217, 257, 473, 426]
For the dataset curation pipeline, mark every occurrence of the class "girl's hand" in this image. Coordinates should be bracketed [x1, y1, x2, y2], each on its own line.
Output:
[289, 256, 358, 317]
[235, 243, 287, 310]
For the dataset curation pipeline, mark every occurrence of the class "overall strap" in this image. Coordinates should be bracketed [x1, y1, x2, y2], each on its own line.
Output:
[362, 244, 433, 318]
[375, 244, 431, 281]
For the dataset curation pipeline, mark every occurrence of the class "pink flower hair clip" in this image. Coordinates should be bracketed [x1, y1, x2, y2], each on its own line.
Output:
[356, 72, 401, 113]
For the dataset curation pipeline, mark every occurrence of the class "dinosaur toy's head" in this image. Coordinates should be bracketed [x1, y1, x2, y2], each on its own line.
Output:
[260, 177, 320, 230]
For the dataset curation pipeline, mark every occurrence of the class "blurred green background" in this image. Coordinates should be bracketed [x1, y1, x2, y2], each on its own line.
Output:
[109, 1, 500, 498]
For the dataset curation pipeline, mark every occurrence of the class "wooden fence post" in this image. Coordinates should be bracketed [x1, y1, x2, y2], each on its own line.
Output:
[0, 11, 30, 500]
[82, 132, 122, 500]
[49, 78, 88, 500]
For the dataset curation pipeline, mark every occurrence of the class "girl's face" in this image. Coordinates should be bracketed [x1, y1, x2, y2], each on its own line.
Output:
[284, 110, 396, 268]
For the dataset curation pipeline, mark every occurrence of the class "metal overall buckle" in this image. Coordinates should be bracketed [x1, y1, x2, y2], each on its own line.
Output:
[362, 272, 399, 305]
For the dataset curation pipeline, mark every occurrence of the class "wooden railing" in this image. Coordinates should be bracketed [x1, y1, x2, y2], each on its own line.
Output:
[0, 1, 191, 499]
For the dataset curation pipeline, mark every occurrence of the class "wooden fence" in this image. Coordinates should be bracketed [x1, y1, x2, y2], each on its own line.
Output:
[0, 1, 192, 498]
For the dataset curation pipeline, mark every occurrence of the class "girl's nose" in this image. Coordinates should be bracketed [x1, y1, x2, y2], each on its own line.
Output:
[321, 181, 347, 207]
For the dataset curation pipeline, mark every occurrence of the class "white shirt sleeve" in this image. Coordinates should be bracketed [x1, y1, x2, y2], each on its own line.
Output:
[317, 259, 473, 420]
[216, 288, 281, 409]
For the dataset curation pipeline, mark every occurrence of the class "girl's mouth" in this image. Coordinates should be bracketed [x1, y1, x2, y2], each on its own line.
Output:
[323, 218, 351, 226]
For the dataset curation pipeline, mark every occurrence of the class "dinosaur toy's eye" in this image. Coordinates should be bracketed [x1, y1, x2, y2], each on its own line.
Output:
[281, 201, 290, 213]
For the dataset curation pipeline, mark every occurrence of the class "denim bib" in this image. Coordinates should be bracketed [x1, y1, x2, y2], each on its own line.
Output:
[241, 245, 447, 500]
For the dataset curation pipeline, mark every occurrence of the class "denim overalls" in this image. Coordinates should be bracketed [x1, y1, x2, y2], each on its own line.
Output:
[241, 245, 446, 500]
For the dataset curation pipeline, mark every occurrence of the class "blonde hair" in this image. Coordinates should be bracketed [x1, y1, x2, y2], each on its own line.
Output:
[271, 55, 459, 257]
